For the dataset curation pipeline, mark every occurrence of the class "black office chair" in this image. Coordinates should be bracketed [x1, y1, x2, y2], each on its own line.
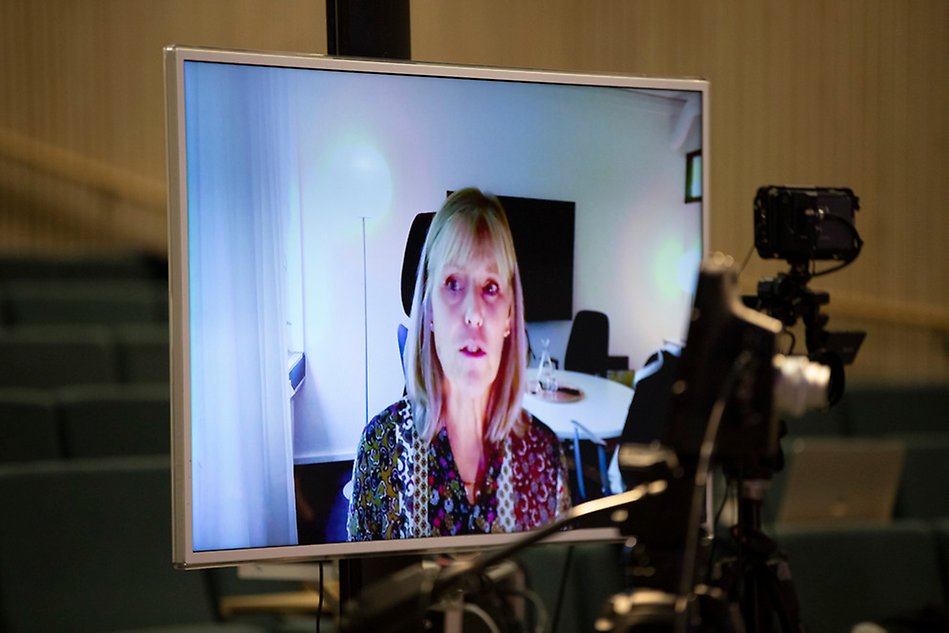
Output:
[400, 212, 435, 318]
[397, 212, 435, 385]
[620, 345, 680, 445]
[561, 311, 630, 500]
[563, 310, 628, 377]
[604, 344, 681, 495]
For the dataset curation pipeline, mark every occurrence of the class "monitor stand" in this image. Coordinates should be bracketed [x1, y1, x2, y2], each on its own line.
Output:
[338, 554, 425, 607]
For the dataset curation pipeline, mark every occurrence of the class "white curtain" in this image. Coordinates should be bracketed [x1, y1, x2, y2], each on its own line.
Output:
[185, 63, 298, 550]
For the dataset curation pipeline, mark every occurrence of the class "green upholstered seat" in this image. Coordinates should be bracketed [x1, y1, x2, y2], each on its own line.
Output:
[774, 519, 945, 633]
[0, 388, 63, 461]
[0, 325, 118, 389]
[844, 383, 949, 436]
[0, 457, 268, 633]
[515, 541, 625, 633]
[57, 383, 170, 458]
[2, 280, 165, 327]
[892, 433, 949, 520]
[114, 323, 170, 384]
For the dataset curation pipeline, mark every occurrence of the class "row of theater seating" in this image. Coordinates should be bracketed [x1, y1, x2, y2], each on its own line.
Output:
[516, 518, 949, 633]
[0, 254, 320, 632]
[0, 255, 170, 392]
[0, 323, 169, 389]
[768, 384, 949, 525]
[787, 382, 949, 437]
[774, 518, 949, 633]
[2, 458, 946, 633]
[0, 279, 168, 327]
[0, 253, 168, 282]
[759, 383, 949, 631]
[758, 431, 949, 525]
[1, 253, 946, 632]
[0, 383, 169, 462]
[2, 450, 946, 633]
[537, 382, 949, 630]
[0, 456, 327, 633]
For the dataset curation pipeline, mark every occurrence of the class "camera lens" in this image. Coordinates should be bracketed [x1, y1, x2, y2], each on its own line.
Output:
[811, 350, 846, 407]
[772, 354, 831, 417]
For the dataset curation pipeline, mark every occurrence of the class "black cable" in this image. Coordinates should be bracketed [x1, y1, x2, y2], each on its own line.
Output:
[809, 213, 863, 277]
[549, 545, 574, 633]
[737, 243, 757, 276]
[317, 561, 324, 633]
[703, 477, 735, 584]
[810, 256, 857, 277]
[498, 586, 549, 633]
[345, 485, 665, 633]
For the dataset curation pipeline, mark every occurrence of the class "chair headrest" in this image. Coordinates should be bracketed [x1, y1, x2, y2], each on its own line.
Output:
[400, 212, 434, 317]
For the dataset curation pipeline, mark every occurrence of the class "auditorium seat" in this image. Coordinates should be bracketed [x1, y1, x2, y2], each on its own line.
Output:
[0, 457, 269, 633]
[0, 254, 58, 281]
[57, 383, 170, 458]
[892, 433, 949, 520]
[515, 542, 625, 633]
[1, 280, 166, 327]
[774, 519, 946, 633]
[781, 405, 847, 437]
[844, 382, 949, 436]
[0, 388, 63, 462]
[0, 252, 164, 282]
[115, 323, 170, 383]
[934, 519, 949, 604]
[0, 325, 118, 388]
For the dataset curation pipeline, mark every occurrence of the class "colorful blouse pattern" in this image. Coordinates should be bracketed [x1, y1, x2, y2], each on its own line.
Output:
[347, 397, 571, 541]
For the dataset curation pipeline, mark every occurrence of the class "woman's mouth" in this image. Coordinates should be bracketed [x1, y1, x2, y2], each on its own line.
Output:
[460, 344, 486, 358]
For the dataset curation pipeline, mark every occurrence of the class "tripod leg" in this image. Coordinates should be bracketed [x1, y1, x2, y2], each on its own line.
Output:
[763, 554, 804, 633]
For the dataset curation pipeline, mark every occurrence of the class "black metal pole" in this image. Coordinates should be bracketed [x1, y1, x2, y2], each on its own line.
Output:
[326, 0, 411, 60]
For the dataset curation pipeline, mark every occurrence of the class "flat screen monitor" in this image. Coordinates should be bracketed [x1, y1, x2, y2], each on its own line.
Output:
[165, 46, 708, 568]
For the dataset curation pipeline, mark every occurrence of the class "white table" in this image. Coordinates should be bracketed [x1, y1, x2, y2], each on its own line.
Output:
[522, 368, 633, 441]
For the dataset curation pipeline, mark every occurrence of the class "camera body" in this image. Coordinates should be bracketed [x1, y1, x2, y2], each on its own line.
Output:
[754, 186, 860, 262]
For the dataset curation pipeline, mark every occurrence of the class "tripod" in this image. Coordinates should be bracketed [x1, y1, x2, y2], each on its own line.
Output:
[714, 473, 804, 633]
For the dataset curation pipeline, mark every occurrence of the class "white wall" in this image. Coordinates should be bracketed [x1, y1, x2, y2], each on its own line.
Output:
[285, 71, 702, 462]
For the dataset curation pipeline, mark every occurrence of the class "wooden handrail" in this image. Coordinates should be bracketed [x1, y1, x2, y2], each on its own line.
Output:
[742, 282, 949, 333]
[831, 292, 949, 333]
[0, 127, 166, 212]
[3, 127, 946, 333]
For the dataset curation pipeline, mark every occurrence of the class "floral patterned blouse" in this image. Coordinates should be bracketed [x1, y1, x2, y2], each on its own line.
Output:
[347, 397, 571, 541]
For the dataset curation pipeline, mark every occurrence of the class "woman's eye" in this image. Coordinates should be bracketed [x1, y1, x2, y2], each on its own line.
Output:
[483, 281, 500, 297]
[445, 277, 462, 292]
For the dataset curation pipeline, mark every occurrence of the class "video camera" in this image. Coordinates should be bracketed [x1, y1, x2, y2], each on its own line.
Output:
[753, 185, 861, 264]
[745, 186, 865, 407]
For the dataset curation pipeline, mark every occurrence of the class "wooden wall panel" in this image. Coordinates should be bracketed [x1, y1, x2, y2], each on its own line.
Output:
[1, 0, 326, 176]
[410, 0, 949, 382]
[0, 0, 326, 252]
[0, 0, 945, 381]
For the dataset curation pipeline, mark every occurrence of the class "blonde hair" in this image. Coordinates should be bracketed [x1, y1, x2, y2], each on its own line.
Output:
[405, 188, 528, 444]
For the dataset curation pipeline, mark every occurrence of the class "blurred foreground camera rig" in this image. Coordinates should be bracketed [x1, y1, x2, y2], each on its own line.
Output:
[340, 186, 866, 633]
[601, 185, 866, 633]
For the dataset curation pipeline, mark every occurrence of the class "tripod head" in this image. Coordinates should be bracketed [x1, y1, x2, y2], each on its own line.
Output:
[746, 186, 866, 408]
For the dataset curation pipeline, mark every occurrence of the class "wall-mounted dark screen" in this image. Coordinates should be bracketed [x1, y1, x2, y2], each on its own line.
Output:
[400, 195, 575, 322]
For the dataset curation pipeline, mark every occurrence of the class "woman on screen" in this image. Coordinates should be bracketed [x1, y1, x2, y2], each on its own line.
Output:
[347, 188, 571, 540]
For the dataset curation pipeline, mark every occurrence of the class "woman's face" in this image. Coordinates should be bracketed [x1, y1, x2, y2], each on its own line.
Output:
[430, 242, 512, 400]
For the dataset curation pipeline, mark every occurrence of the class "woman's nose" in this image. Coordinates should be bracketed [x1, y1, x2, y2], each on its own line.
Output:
[463, 289, 484, 327]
